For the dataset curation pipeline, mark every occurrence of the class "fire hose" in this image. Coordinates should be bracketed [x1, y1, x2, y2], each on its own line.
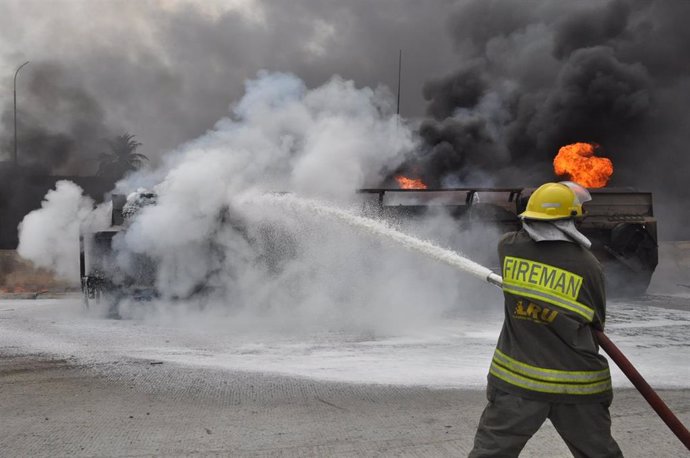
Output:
[485, 272, 690, 450]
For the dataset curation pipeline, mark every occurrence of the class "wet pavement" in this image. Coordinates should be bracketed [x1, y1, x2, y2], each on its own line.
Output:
[1, 295, 688, 457]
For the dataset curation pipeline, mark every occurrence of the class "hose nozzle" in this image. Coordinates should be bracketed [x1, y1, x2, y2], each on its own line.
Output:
[487, 273, 503, 288]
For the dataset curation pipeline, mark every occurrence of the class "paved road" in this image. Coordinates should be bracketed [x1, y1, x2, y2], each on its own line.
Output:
[1, 294, 689, 457]
[1, 352, 688, 457]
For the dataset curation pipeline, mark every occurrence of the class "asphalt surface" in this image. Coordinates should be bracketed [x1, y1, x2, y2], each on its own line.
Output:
[1, 356, 689, 452]
[1, 351, 689, 457]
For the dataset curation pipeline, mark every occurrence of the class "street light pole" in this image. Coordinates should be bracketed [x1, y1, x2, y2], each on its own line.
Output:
[13, 61, 30, 165]
[396, 49, 402, 116]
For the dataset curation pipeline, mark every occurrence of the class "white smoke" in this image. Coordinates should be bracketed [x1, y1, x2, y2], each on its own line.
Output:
[16, 180, 110, 281]
[18, 71, 499, 332]
[127, 71, 412, 197]
[115, 71, 415, 300]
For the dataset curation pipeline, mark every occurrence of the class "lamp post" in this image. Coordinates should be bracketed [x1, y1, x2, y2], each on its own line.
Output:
[13, 61, 30, 165]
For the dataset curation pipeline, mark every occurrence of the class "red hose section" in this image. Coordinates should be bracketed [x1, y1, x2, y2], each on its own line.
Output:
[595, 330, 690, 450]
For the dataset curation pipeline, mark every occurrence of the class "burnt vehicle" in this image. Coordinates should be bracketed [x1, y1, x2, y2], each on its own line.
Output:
[79, 190, 297, 310]
[358, 187, 658, 296]
[80, 191, 158, 311]
[82, 187, 658, 305]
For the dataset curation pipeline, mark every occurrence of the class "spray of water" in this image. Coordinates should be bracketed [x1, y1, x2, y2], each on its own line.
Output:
[239, 192, 501, 286]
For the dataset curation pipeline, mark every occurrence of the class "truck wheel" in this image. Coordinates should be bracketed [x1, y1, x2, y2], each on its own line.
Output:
[605, 223, 658, 297]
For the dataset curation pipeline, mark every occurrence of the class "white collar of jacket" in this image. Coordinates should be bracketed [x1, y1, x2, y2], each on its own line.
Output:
[521, 219, 592, 249]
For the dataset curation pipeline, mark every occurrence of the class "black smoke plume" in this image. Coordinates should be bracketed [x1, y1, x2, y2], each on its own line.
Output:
[408, 0, 690, 238]
[0, 61, 117, 174]
[0, 0, 457, 164]
[0, 63, 122, 248]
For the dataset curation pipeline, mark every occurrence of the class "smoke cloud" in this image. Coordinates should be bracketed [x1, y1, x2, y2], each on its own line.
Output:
[0, 0, 457, 249]
[410, 0, 690, 238]
[1, 61, 118, 174]
[114, 72, 414, 302]
[0, 0, 456, 170]
[17, 180, 109, 280]
[18, 72, 495, 333]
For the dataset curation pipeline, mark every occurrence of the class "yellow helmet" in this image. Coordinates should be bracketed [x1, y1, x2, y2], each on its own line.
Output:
[520, 182, 590, 220]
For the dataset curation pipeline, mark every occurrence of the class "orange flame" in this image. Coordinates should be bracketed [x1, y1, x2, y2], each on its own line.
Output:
[553, 142, 613, 188]
[395, 175, 428, 189]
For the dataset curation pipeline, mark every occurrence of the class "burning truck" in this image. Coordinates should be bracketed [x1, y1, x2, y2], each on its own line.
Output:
[80, 143, 658, 307]
[371, 143, 657, 295]
[80, 188, 657, 308]
[357, 186, 657, 296]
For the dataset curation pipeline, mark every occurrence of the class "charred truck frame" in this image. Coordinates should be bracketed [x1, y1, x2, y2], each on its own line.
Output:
[358, 187, 657, 296]
[80, 187, 658, 307]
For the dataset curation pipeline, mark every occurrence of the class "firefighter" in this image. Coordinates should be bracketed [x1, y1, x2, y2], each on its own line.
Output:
[469, 182, 623, 458]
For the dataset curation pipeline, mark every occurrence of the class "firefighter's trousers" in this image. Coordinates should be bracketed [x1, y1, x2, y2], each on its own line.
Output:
[469, 387, 623, 458]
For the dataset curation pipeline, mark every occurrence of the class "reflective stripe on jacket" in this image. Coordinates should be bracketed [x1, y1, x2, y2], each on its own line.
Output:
[490, 349, 612, 396]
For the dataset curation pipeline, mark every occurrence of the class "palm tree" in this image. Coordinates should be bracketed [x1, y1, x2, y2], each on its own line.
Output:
[97, 133, 148, 178]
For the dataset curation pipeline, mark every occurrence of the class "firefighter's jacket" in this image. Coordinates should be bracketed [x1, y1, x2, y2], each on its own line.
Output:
[487, 229, 613, 404]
